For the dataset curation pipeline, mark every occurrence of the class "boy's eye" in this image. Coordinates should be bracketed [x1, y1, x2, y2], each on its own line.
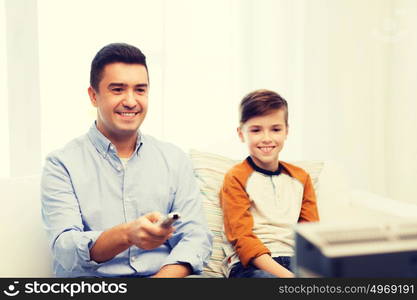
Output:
[250, 129, 260, 133]
[273, 128, 282, 132]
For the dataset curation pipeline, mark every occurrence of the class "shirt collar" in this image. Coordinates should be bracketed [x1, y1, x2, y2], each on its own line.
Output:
[246, 156, 282, 176]
[87, 122, 144, 158]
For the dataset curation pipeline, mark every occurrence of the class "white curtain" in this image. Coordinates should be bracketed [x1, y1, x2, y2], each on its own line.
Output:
[1, 0, 416, 204]
[0, 0, 9, 177]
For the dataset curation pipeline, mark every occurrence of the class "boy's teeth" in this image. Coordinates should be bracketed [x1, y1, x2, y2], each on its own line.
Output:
[259, 146, 274, 152]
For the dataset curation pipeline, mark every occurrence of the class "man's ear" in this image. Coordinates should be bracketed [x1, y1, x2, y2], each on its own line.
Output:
[237, 127, 245, 143]
[88, 86, 98, 107]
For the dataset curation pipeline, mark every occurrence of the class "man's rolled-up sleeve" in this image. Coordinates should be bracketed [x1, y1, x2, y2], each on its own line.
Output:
[41, 155, 103, 273]
[162, 154, 213, 274]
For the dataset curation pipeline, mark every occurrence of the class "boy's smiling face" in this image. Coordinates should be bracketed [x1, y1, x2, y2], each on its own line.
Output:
[238, 109, 288, 172]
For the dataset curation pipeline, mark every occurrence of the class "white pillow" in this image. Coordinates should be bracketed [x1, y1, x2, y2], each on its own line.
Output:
[190, 150, 237, 277]
[189, 149, 324, 277]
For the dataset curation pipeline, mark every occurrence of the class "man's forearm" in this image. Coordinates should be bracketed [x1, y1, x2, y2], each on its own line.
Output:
[90, 223, 132, 263]
[152, 263, 192, 278]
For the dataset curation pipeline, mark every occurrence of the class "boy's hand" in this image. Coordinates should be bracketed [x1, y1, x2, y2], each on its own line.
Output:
[126, 212, 174, 250]
[252, 254, 295, 278]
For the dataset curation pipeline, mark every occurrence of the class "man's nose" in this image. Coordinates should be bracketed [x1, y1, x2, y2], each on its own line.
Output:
[123, 91, 137, 108]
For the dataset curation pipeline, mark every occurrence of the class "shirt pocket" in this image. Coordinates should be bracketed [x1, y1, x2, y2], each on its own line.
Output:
[131, 182, 175, 216]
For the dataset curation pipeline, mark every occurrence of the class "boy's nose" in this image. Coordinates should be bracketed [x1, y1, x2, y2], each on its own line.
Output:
[262, 131, 273, 142]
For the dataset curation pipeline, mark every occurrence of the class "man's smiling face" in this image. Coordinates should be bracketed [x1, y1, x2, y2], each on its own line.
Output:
[88, 62, 149, 140]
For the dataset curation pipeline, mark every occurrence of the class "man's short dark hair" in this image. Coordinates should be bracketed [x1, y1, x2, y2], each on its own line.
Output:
[90, 43, 148, 91]
[239, 89, 288, 126]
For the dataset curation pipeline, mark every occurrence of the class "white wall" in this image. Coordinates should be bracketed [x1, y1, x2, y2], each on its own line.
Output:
[37, 0, 166, 157]
[37, 0, 312, 161]
[386, 0, 417, 204]
[301, 0, 391, 194]
[1, 0, 416, 204]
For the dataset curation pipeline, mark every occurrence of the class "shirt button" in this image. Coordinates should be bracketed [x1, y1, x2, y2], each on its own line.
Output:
[116, 165, 122, 171]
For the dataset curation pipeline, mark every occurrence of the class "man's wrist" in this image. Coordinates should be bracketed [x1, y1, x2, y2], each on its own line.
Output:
[121, 222, 134, 247]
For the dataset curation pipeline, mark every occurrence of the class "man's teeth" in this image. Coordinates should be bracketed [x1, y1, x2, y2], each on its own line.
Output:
[119, 112, 136, 116]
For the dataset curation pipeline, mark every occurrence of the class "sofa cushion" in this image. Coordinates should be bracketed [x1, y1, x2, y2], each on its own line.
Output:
[189, 149, 324, 277]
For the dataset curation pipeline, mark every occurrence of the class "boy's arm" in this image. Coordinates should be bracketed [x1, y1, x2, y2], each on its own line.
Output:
[298, 174, 320, 222]
[220, 172, 270, 267]
[252, 254, 294, 278]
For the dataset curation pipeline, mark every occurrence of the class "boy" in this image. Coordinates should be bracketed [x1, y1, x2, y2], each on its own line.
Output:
[220, 89, 319, 278]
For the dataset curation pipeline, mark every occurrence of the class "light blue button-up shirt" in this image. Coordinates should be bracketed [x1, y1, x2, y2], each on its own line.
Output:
[41, 123, 212, 277]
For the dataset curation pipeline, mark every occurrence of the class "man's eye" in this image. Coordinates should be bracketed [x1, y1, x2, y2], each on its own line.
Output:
[136, 88, 145, 93]
[112, 88, 123, 93]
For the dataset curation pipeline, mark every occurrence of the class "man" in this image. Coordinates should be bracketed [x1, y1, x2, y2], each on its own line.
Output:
[41, 43, 212, 277]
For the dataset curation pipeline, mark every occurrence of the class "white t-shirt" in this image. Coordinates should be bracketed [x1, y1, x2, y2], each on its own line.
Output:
[120, 157, 129, 169]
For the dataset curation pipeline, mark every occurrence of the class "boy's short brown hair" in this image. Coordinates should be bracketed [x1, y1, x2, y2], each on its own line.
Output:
[239, 89, 288, 126]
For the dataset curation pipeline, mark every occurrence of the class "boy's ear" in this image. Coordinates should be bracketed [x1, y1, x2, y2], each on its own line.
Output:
[88, 86, 98, 107]
[285, 124, 289, 139]
[237, 127, 245, 142]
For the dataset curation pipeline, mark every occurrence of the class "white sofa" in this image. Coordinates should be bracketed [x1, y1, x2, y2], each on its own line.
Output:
[0, 175, 52, 277]
[1, 149, 415, 277]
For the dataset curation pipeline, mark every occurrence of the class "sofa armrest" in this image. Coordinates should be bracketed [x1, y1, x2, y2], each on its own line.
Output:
[0, 175, 53, 277]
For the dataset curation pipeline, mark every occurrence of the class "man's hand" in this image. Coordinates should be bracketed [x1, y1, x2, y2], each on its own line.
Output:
[90, 211, 174, 263]
[126, 212, 174, 250]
